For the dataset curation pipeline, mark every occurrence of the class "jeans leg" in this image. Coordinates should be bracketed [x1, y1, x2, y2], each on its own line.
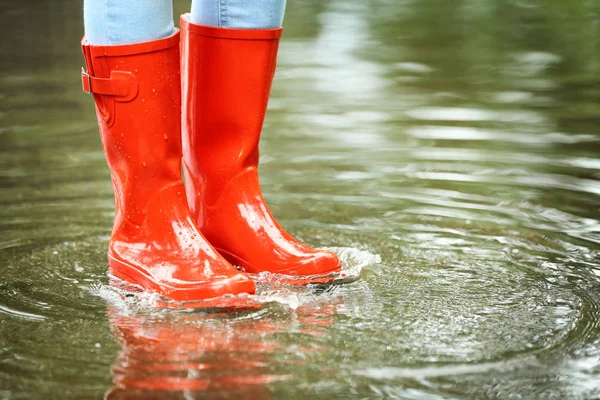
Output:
[190, 0, 287, 28]
[83, 0, 175, 45]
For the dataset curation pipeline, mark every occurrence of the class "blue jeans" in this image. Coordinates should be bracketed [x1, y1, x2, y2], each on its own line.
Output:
[83, 0, 287, 46]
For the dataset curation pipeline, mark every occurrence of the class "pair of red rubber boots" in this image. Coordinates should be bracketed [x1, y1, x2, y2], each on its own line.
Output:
[81, 16, 341, 302]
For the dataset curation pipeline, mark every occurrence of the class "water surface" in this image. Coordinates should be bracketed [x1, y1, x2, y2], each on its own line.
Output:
[1, 0, 600, 398]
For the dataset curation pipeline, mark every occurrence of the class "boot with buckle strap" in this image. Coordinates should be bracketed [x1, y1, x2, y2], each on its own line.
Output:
[180, 16, 342, 283]
[81, 30, 255, 302]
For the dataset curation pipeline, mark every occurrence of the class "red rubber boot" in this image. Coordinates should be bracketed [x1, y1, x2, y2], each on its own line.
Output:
[81, 30, 255, 302]
[180, 17, 342, 282]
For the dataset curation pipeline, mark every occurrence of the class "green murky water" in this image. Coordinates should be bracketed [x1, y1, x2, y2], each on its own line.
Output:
[1, 0, 600, 398]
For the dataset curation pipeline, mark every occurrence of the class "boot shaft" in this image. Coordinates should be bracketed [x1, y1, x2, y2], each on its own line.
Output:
[180, 17, 282, 203]
[81, 31, 183, 229]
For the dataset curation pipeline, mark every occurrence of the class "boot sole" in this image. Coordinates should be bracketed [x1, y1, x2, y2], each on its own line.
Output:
[107, 253, 257, 309]
[215, 247, 346, 286]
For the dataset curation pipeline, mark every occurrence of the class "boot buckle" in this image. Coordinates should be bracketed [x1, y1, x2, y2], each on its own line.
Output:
[81, 68, 92, 94]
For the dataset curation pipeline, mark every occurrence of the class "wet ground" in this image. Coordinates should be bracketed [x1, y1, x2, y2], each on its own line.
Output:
[1, 0, 600, 398]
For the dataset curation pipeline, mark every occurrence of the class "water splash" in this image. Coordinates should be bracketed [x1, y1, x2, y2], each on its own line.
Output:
[86, 247, 380, 313]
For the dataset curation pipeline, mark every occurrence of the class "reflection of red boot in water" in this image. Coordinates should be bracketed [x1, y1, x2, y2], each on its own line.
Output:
[104, 297, 343, 399]
[81, 31, 254, 303]
[180, 16, 342, 282]
[105, 311, 281, 399]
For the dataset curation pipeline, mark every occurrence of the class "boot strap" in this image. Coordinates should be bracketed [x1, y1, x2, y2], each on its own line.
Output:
[81, 68, 138, 100]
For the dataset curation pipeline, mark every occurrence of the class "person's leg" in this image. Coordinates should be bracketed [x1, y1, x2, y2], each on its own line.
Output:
[190, 0, 286, 28]
[83, 0, 175, 45]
